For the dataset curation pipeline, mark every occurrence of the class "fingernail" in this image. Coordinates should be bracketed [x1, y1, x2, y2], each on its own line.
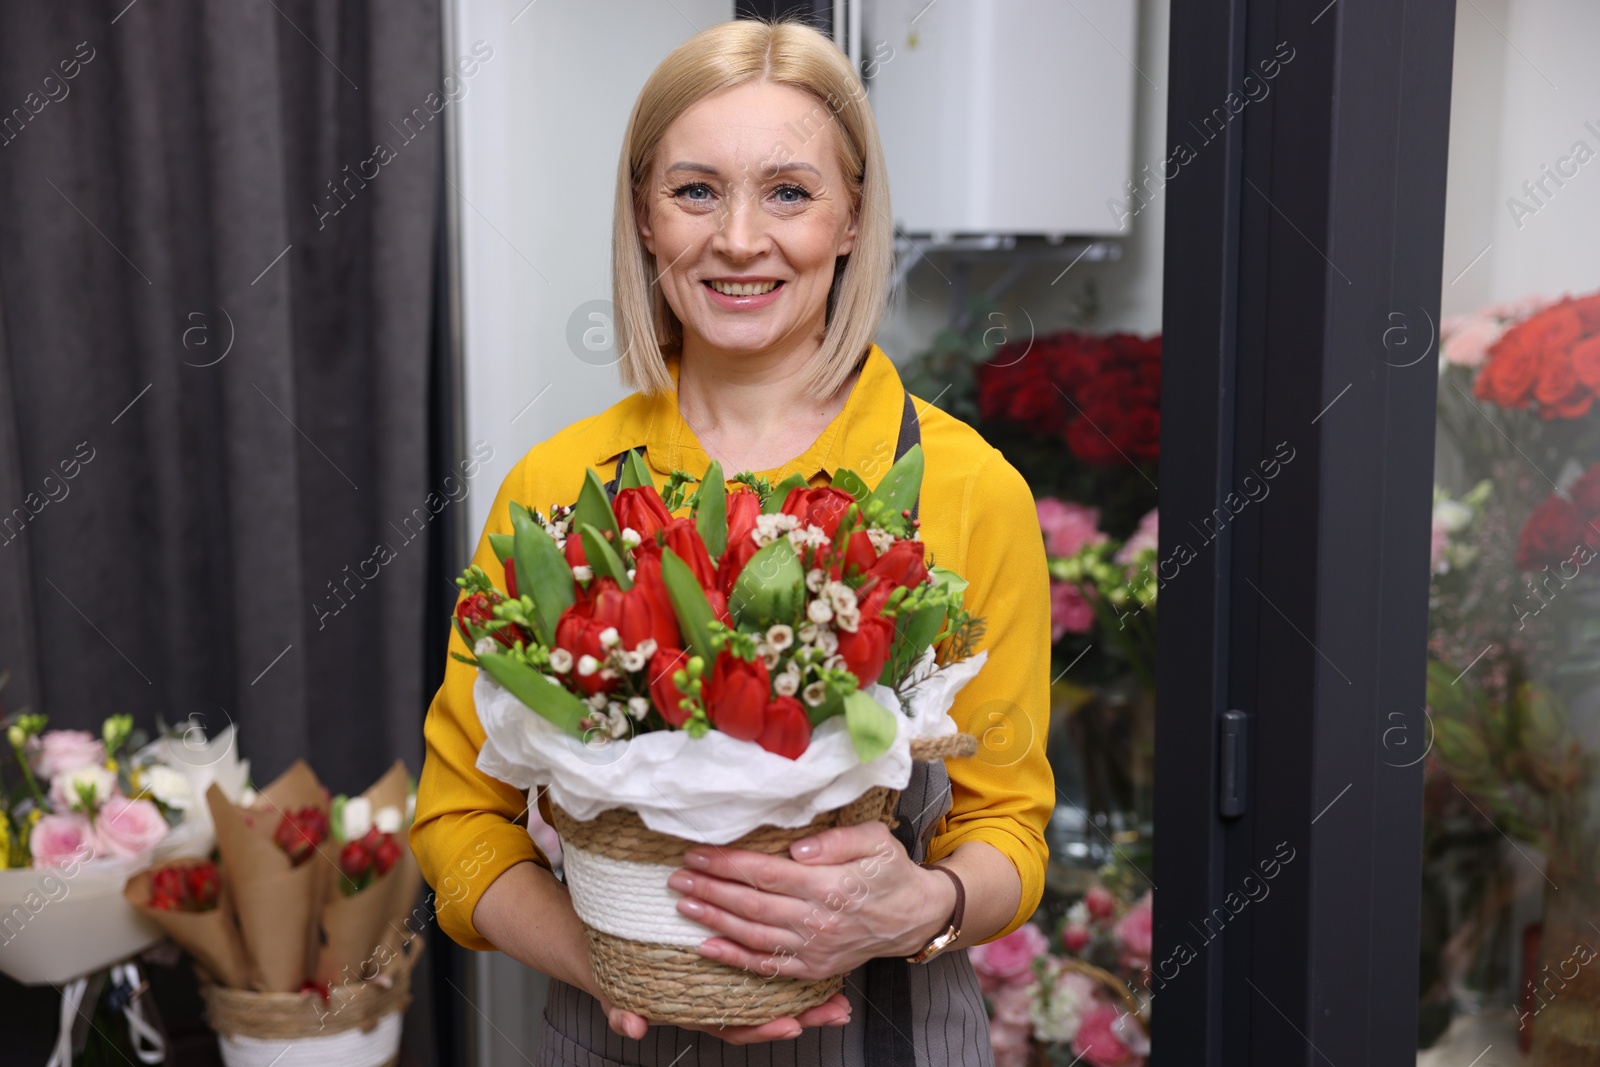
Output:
[679, 898, 705, 917]
[781, 1024, 802, 1039]
[668, 872, 695, 893]
[791, 840, 819, 860]
[700, 942, 722, 959]
[685, 850, 711, 869]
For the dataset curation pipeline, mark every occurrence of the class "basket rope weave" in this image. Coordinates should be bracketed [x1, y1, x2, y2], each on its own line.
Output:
[201, 933, 422, 1042]
[549, 734, 978, 1027]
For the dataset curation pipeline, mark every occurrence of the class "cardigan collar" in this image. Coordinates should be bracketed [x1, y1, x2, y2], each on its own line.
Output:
[596, 345, 908, 485]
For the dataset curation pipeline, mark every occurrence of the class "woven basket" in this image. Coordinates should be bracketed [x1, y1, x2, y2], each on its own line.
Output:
[549, 734, 977, 1027]
[200, 934, 421, 1067]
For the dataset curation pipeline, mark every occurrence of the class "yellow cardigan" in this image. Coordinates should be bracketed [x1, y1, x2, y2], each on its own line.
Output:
[411, 345, 1055, 950]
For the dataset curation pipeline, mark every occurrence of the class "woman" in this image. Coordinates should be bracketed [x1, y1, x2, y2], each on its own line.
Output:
[411, 19, 1053, 1066]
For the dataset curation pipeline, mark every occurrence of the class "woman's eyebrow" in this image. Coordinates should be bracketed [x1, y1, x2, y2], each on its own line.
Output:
[664, 161, 823, 178]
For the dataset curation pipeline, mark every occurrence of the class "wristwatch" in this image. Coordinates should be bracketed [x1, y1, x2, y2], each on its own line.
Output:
[904, 864, 965, 963]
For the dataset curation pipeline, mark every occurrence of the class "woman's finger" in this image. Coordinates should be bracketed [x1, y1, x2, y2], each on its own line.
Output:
[787, 821, 897, 866]
[605, 1006, 649, 1040]
[681, 845, 819, 897]
[677, 894, 806, 960]
[668, 868, 813, 927]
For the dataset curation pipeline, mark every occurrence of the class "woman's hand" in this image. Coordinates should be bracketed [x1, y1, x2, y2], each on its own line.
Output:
[600, 992, 853, 1045]
[665, 821, 960, 981]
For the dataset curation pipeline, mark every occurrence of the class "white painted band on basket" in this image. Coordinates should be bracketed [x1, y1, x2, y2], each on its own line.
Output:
[563, 842, 715, 949]
[216, 1009, 402, 1067]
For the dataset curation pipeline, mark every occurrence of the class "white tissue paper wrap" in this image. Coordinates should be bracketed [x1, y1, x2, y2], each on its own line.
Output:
[474, 648, 988, 845]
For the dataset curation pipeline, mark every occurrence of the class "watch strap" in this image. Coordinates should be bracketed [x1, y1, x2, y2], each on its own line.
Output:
[905, 864, 964, 963]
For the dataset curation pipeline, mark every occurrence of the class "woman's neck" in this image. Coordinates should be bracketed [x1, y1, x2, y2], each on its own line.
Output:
[673, 338, 861, 476]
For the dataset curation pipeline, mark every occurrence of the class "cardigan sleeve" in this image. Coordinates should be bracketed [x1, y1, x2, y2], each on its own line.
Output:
[409, 453, 551, 952]
[923, 447, 1056, 942]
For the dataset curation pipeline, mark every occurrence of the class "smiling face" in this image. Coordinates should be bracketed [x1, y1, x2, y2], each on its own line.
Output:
[636, 81, 859, 364]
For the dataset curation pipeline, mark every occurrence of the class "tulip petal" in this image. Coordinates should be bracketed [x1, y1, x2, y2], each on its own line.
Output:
[763, 472, 810, 514]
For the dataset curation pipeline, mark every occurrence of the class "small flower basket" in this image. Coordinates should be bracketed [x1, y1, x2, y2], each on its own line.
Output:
[548, 734, 977, 1026]
[200, 933, 421, 1067]
[461, 447, 992, 1027]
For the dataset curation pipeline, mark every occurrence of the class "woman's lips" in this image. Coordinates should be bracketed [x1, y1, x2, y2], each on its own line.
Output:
[702, 279, 785, 310]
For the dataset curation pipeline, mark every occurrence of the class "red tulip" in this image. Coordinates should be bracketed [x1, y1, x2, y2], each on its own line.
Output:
[274, 806, 329, 866]
[648, 646, 693, 726]
[563, 533, 589, 570]
[456, 592, 518, 648]
[663, 518, 717, 588]
[703, 650, 771, 741]
[726, 489, 761, 548]
[705, 588, 734, 626]
[614, 486, 672, 542]
[627, 553, 683, 651]
[837, 614, 895, 685]
[503, 557, 519, 599]
[867, 540, 928, 593]
[340, 839, 372, 880]
[781, 487, 857, 539]
[555, 580, 623, 695]
[835, 529, 877, 581]
[717, 536, 761, 596]
[373, 835, 403, 876]
[185, 862, 220, 910]
[757, 696, 812, 759]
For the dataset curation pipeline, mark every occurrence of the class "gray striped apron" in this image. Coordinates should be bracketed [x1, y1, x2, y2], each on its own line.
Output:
[538, 390, 993, 1066]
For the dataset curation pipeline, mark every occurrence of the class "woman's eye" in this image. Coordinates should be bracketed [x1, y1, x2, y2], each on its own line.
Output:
[671, 183, 714, 202]
[772, 184, 811, 204]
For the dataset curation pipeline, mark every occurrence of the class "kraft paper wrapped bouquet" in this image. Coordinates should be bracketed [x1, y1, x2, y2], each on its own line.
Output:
[125, 760, 424, 1067]
[460, 446, 990, 1026]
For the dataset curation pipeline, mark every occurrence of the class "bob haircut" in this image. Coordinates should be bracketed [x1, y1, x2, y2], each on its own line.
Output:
[611, 19, 893, 400]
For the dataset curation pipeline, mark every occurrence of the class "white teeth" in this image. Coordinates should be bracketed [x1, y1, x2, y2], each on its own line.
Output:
[708, 280, 779, 297]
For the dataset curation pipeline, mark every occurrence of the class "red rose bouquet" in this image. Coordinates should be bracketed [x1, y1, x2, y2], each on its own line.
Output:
[461, 445, 992, 1025]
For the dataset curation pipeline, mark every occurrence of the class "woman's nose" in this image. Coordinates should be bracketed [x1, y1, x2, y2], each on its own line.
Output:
[711, 190, 772, 260]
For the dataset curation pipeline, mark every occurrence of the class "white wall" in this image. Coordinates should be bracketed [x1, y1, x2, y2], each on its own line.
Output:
[1440, 0, 1600, 317]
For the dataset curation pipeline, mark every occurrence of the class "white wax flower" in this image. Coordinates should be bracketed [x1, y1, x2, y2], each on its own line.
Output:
[144, 765, 194, 810]
[342, 796, 374, 840]
[374, 806, 403, 834]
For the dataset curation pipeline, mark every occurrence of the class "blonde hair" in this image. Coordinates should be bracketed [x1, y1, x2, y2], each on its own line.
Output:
[611, 19, 893, 400]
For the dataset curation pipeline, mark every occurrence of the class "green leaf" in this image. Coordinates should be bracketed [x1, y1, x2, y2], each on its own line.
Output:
[510, 506, 573, 647]
[729, 538, 805, 629]
[660, 548, 717, 660]
[763, 472, 810, 514]
[573, 469, 621, 539]
[696, 461, 728, 559]
[807, 682, 847, 727]
[844, 690, 898, 763]
[579, 523, 632, 590]
[832, 468, 871, 501]
[880, 604, 946, 687]
[476, 653, 588, 736]
[618, 449, 653, 491]
[329, 795, 348, 841]
[868, 443, 924, 518]
[489, 533, 514, 564]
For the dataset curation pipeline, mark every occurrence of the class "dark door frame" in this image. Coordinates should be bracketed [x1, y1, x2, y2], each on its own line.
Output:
[1156, 1, 1457, 1063]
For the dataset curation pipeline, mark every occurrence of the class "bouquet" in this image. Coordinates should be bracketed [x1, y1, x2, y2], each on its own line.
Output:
[972, 878, 1152, 1067]
[461, 446, 992, 1025]
[0, 705, 246, 985]
[125, 760, 423, 1066]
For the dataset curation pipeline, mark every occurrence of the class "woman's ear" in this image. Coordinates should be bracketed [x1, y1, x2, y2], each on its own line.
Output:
[636, 200, 656, 257]
[837, 209, 858, 257]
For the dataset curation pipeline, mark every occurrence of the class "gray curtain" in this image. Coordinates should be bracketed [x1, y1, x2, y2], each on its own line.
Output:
[0, 1, 446, 1062]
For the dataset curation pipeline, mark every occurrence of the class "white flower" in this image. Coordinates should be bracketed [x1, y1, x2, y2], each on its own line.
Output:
[637, 638, 658, 658]
[824, 654, 846, 672]
[1067, 901, 1089, 926]
[52, 764, 118, 813]
[825, 581, 858, 613]
[1027, 961, 1093, 1043]
[867, 528, 896, 556]
[405, 793, 416, 821]
[143, 765, 194, 811]
[342, 796, 374, 840]
[834, 606, 860, 633]
[805, 567, 827, 592]
[774, 672, 800, 696]
[620, 527, 642, 549]
[474, 636, 499, 656]
[374, 805, 403, 834]
[753, 512, 800, 546]
[761, 648, 780, 670]
[621, 650, 646, 673]
[599, 627, 621, 648]
[628, 696, 650, 719]
[572, 565, 593, 581]
[598, 667, 619, 680]
[797, 621, 820, 645]
[607, 709, 630, 738]
[802, 680, 827, 707]
[817, 630, 839, 655]
[766, 624, 794, 651]
[807, 599, 834, 624]
[577, 655, 599, 676]
[585, 693, 608, 710]
[549, 648, 574, 673]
